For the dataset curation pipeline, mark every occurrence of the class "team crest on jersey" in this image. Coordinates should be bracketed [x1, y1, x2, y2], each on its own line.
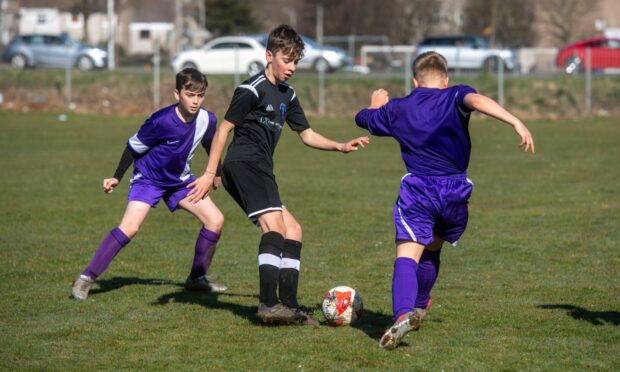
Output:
[279, 103, 286, 119]
[266, 104, 274, 112]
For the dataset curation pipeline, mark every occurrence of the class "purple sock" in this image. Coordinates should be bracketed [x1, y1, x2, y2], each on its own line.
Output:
[415, 249, 441, 308]
[189, 227, 220, 279]
[82, 227, 130, 280]
[392, 257, 419, 321]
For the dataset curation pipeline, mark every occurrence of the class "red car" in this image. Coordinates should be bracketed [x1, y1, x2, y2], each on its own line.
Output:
[556, 36, 620, 73]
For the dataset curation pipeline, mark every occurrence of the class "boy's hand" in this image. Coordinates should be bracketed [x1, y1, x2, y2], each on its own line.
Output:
[339, 136, 370, 153]
[102, 178, 120, 193]
[514, 122, 535, 153]
[370, 89, 389, 109]
[186, 174, 214, 203]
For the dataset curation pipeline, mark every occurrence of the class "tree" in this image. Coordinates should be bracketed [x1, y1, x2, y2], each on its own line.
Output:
[462, 0, 537, 47]
[204, 0, 263, 36]
[537, 0, 601, 45]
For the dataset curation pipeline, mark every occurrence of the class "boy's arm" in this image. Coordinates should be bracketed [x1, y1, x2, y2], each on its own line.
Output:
[355, 89, 393, 136]
[103, 145, 135, 193]
[186, 120, 235, 202]
[463, 93, 535, 153]
[298, 128, 369, 153]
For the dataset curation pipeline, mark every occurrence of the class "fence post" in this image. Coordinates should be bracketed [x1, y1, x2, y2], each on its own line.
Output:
[404, 51, 412, 95]
[318, 62, 326, 116]
[65, 56, 71, 108]
[498, 57, 504, 107]
[585, 47, 592, 114]
[153, 40, 160, 111]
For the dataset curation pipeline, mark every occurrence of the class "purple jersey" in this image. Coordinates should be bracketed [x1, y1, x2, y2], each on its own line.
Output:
[355, 85, 477, 176]
[127, 104, 217, 187]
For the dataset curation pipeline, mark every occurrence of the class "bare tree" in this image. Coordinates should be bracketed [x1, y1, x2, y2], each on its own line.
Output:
[462, 0, 536, 47]
[537, 0, 601, 45]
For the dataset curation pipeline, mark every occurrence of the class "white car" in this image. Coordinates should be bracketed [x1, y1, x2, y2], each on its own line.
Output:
[171, 36, 266, 76]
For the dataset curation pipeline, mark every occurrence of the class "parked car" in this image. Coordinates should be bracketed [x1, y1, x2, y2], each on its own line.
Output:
[2, 33, 107, 71]
[170, 36, 266, 76]
[415, 35, 515, 72]
[251, 34, 351, 72]
[556, 36, 620, 74]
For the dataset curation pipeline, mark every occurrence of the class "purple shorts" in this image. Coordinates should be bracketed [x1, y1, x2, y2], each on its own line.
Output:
[393, 174, 473, 246]
[127, 178, 194, 212]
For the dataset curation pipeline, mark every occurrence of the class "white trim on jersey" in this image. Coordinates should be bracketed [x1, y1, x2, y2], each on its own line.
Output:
[290, 90, 296, 101]
[128, 134, 149, 154]
[280, 258, 300, 271]
[397, 197, 417, 242]
[180, 109, 211, 181]
[258, 253, 281, 268]
[239, 75, 266, 98]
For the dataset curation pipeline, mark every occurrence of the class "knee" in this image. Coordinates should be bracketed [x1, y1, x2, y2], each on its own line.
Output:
[285, 221, 302, 241]
[118, 224, 139, 239]
[204, 211, 224, 233]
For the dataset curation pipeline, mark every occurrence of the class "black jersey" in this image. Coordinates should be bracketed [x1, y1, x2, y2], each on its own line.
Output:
[223, 72, 310, 168]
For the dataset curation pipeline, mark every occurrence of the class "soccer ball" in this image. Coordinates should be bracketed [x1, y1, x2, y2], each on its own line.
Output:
[321, 286, 364, 326]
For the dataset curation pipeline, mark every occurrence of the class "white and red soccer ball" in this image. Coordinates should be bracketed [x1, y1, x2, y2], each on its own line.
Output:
[321, 286, 364, 326]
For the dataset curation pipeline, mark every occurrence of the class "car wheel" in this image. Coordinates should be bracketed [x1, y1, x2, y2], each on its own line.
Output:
[247, 61, 264, 76]
[76, 56, 94, 71]
[483, 57, 501, 73]
[182, 61, 198, 70]
[313, 58, 330, 72]
[10, 54, 28, 69]
[564, 56, 582, 74]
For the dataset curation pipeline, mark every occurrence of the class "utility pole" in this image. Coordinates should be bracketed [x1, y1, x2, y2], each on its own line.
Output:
[316, 3, 323, 44]
[107, 0, 115, 70]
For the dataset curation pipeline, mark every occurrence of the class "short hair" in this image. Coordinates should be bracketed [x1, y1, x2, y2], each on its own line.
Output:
[267, 24, 305, 61]
[412, 51, 448, 83]
[176, 68, 208, 93]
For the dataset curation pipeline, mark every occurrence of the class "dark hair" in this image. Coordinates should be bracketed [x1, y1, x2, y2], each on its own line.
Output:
[267, 24, 305, 61]
[176, 68, 208, 92]
[412, 51, 448, 82]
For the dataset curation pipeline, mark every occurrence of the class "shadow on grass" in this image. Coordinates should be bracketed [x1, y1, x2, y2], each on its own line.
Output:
[350, 308, 394, 341]
[154, 289, 263, 324]
[537, 304, 620, 326]
[89, 276, 182, 295]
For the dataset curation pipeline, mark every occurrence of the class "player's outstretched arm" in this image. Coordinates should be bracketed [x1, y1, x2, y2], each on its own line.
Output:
[102, 178, 120, 193]
[464, 93, 535, 153]
[298, 128, 369, 153]
[186, 120, 235, 203]
[369, 88, 389, 109]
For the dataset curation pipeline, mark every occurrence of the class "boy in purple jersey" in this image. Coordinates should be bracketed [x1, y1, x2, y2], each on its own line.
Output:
[187, 25, 369, 326]
[355, 52, 534, 349]
[71, 68, 228, 300]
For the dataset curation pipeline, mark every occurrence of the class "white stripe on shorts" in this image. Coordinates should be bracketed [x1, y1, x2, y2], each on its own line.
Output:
[397, 197, 417, 242]
[258, 253, 281, 268]
[280, 258, 300, 271]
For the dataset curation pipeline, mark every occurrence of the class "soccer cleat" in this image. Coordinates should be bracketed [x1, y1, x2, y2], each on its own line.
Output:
[414, 297, 433, 321]
[256, 303, 301, 324]
[71, 275, 95, 300]
[379, 311, 422, 350]
[184, 275, 228, 293]
[292, 307, 320, 327]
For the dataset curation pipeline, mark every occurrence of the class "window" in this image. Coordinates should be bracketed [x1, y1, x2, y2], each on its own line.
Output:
[37, 14, 46, 24]
[140, 30, 150, 39]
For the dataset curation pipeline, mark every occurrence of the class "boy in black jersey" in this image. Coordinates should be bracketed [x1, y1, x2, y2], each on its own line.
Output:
[186, 25, 369, 325]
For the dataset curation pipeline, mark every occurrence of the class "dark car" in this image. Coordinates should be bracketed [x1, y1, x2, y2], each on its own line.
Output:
[2, 33, 107, 71]
[556, 36, 620, 74]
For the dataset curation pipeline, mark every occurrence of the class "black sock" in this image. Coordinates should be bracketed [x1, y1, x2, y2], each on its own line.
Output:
[258, 231, 284, 307]
[279, 239, 302, 309]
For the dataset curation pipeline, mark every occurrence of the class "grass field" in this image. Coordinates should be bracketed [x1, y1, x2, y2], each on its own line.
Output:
[1, 110, 619, 370]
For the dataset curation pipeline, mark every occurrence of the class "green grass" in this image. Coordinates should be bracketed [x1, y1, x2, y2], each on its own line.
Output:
[1, 111, 619, 370]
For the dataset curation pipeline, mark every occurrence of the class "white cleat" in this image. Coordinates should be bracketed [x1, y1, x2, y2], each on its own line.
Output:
[71, 275, 95, 300]
[379, 311, 422, 350]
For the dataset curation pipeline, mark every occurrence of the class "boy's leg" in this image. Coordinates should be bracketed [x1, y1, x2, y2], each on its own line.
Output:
[415, 236, 443, 316]
[279, 208, 302, 308]
[177, 197, 227, 292]
[73, 201, 150, 299]
[380, 240, 425, 350]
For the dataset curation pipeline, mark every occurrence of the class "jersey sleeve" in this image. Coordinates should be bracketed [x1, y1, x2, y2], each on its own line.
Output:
[128, 115, 161, 155]
[354, 102, 393, 137]
[455, 85, 477, 113]
[224, 86, 259, 127]
[201, 111, 218, 152]
[285, 93, 311, 132]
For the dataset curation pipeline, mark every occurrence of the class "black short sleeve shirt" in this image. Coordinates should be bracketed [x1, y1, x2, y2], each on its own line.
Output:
[223, 72, 310, 168]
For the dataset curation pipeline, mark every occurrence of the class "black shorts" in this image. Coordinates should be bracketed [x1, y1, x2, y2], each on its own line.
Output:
[221, 161, 283, 223]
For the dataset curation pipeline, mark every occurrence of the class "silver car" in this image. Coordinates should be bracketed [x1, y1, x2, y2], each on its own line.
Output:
[2, 33, 107, 71]
[416, 35, 515, 72]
